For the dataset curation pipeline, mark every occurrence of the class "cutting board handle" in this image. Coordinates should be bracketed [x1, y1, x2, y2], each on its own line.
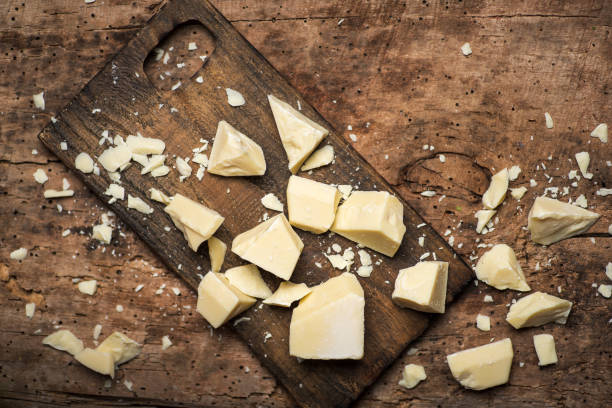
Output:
[130, 0, 230, 64]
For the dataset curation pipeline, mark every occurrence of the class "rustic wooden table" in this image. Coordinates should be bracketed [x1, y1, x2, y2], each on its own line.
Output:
[1, 1, 610, 407]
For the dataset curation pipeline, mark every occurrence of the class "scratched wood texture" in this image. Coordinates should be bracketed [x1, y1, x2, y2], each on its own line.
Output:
[1, 0, 611, 407]
[34, 0, 474, 406]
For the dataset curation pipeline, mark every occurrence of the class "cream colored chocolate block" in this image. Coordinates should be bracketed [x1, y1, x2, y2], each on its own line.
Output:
[331, 191, 406, 257]
[268, 94, 329, 173]
[127, 194, 153, 214]
[475, 244, 530, 291]
[301, 144, 334, 171]
[207, 120, 266, 176]
[590, 123, 608, 143]
[125, 134, 165, 155]
[44, 189, 74, 198]
[78, 280, 98, 296]
[447, 338, 513, 390]
[196, 272, 256, 328]
[207, 237, 227, 272]
[92, 224, 112, 244]
[149, 187, 170, 204]
[528, 197, 600, 245]
[42, 330, 84, 356]
[533, 334, 558, 366]
[476, 314, 491, 331]
[289, 272, 364, 359]
[475, 209, 496, 233]
[75, 152, 94, 173]
[392, 261, 448, 313]
[287, 175, 341, 234]
[506, 291, 572, 329]
[225, 264, 272, 299]
[33, 168, 48, 184]
[141, 154, 166, 175]
[75, 348, 115, 377]
[510, 186, 527, 200]
[263, 282, 311, 307]
[104, 183, 125, 201]
[575, 151, 592, 179]
[98, 145, 132, 172]
[164, 194, 225, 251]
[96, 332, 142, 365]
[482, 168, 508, 209]
[398, 364, 427, 389]
[232, 214, 304, 280]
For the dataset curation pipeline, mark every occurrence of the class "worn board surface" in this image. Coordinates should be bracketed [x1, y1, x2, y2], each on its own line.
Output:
[35, 0, 473, 407]
[1, 0, 611, 407]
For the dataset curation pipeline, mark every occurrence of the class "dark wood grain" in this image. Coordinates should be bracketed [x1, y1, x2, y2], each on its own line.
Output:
[37, 1, 472, 407]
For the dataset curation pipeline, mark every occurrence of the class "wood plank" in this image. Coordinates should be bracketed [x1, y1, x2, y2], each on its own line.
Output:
[36, 0, 472, 406]
[1, 0, 610, 407]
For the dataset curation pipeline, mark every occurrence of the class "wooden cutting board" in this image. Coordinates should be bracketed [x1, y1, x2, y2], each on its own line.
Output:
[38, 0, 474, 406]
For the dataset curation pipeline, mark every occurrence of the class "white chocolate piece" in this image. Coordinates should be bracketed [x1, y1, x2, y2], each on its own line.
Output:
[527, 197, 600, 245]
[268, 94, 329, 173]
[125, 135, 165, 155]
[164, 194, 224, 251]
[33, 168, 48, 184]
[510, 187, 527, 200]
[92, 224, 112, 244]
[460, 42, 472, 56]
[392, 261, 448, 313]
[590, 123, 608, 143]
[44, 189, 74, 198]
[78, 280, 98, 295]
[10, 247, 27, 260]
[506, 291, 572, 329]
[127, 194, 154, 214]
[476, 314, 491, 331]
[232, 214, 303, 280]
[93, 324, 102, 340]
[533, 334, 558, 366]
[475, 209, 496, 234]
[175, 157, 192, 178]
[225, 264, 272, 299]
[150, 165, 170, 177]
[96, 332, 142, 365]
[447, 338, 513, 390]
[261, 193, 283, 212]
[207, 121, 266, 176]
[331, 191, 405, 257]
[33, 91, 45, 110]
[131, 153, 149, 167]
[161, 335, 173, 350]
[141, 154, 166, 175]
[475, 244, 530, 291]
[287, 175, 341, 234]
[482, 168, 508, 210]
[289, 272, 364, 360]
[225, 88, 245, 107]
[544, 112, 554, 128]
[42, 329, 84, 356]
[75, 152, 94, 173]
[75, 348, 115, 378]
[98, 145, 132, 172]
[25, 302, 35, 318]
[196, 272, 256, 328]
[301, 145, 334, 171]
[192, 153, 208, 166]
[598, 284, 611, 298]
[207, 237, 226, 272]
[263, 282, 311, 307]
[149, 188, 170, 204]
[104, 183, 125, 201]
[575, 151, 593, 179]
[398, 364, 427, 390]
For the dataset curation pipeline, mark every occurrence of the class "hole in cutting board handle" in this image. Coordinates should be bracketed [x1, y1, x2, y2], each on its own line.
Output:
[144, 21, 216, 92]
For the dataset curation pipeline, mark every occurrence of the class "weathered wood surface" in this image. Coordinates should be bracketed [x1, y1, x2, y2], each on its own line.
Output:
[1, 0, 611, 407]
[36, 1, 473, 406]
